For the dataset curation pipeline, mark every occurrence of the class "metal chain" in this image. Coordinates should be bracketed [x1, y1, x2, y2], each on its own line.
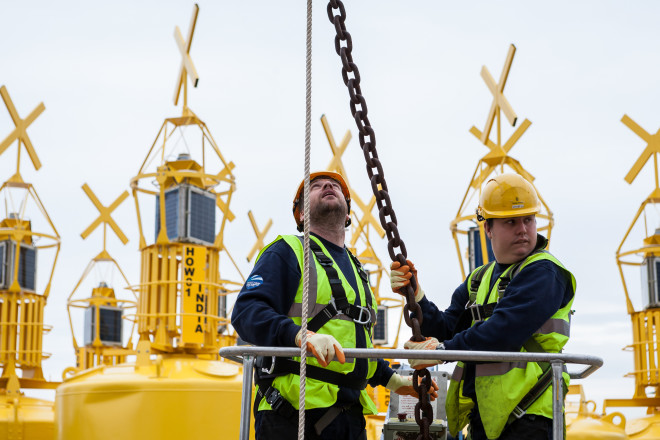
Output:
[412, 370, 435, 440]
[325, 0, 424, 342]
[326, 2, 431, 439]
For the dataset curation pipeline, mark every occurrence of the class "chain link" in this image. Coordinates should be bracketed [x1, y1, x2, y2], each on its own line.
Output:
[326, 2, 431, 439]
[412, 370, 434, 440]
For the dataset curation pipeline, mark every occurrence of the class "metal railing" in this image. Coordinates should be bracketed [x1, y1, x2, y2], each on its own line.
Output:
[219, 346, 603, 440]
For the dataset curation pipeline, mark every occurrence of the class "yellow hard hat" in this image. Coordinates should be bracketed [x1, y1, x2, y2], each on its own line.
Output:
[292, 171, 351, 232]
[476, 173, 540, 221]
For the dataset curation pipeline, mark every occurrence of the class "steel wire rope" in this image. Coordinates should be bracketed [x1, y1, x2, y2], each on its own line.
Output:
[298, 1, 313, 439]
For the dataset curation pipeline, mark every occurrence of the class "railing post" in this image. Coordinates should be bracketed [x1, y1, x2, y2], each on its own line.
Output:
[240, 355, 255, 440]
[551, 360, 564, 440]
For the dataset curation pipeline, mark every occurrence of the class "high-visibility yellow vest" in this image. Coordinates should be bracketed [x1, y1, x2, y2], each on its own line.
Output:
[446, 251, 575, 439]
[256, 235, 379, 414]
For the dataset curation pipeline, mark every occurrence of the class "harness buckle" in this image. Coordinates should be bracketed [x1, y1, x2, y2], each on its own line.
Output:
[511, 405, 526, 419]
[329, 296, 339, 313]
[353, 306, 371, 325]
[468, 303, 483, 322]
[265, 387, 285, 412]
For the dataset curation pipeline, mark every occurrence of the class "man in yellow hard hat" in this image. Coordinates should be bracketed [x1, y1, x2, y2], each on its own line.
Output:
[390, 173, 576, 440]
[232, 171, 437, 440]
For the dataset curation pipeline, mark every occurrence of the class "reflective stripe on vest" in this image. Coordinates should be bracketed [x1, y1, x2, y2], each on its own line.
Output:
[446, 251, 576, 439]
[255, 234, 379, 413]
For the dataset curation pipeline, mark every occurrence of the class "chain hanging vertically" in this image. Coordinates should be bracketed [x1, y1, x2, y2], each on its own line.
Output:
[326, 2, 433, 438]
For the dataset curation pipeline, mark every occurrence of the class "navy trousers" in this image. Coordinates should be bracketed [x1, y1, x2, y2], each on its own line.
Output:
[255, 405, 367, 440]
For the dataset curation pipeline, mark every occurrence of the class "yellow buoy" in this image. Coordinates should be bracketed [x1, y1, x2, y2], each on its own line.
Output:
[56, 356, 245, 439]
[568, 413, 628, 440]
[0, 394, 55, 440]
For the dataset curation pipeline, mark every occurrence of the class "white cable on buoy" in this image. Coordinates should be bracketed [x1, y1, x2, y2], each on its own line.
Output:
[299, 0, 313, 439]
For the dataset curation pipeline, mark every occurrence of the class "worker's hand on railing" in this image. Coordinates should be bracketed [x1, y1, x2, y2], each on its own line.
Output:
[390, 259, 425, 302]
[296, 330, 346, 367]
[404, 337, 445, 370]
[386, 372, 439, 401]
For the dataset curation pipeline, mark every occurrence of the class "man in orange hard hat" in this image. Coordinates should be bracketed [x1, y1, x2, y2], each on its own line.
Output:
[232, 171, 437, 440]
[390, 173, 576, 440]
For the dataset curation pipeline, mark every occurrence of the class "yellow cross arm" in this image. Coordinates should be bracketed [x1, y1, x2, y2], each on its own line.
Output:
[0, 85, 20, 123]
[326, 131, 352, 175]
[471, 126, 496, 150]
[216, 197, 236, 222]
[246, 210, 273, 262]
[174, 26, 200, 87]
[621, 115, 658, 184]
[351, 192, 385, 237]
[0, 85, 45, 169]
[20, 103, 46, 170]
[321, 114, 337, 151]
[106, 192, 130, 244]
[480, 66, 516, 126]
[503, 118, 531, 153]
[107, 219, 129, 245]
[80, 184, 129, 243]
[622, 114, 652, 143]
[0, 127, 19, 158]
[624, 148, 653, 185]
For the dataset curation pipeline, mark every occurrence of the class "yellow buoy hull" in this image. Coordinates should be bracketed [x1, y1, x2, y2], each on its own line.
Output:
[0, 394, 54, 440]
[55, 356, 251, 439]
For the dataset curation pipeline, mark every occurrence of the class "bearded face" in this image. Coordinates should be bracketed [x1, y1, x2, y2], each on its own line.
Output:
[300, 178, 349, 229]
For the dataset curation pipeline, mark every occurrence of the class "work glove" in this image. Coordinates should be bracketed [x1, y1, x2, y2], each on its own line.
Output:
[390, 259, 425, 302]
[403, 337, 445, 370]
[295, 329, 346, 367]
[385, 372, 439, 401]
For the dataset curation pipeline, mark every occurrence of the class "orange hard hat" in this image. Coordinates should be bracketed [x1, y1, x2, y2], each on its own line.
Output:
[292, 171, 351, 232]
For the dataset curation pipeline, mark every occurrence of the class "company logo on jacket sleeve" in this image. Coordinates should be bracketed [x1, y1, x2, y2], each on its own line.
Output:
[246, 275, 264, 290]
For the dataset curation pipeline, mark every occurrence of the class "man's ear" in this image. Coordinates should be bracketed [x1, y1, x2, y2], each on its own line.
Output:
[484, 221, 492, 240]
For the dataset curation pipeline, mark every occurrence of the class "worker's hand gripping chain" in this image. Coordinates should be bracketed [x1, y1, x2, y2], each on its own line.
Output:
[326, 3, 432, 439]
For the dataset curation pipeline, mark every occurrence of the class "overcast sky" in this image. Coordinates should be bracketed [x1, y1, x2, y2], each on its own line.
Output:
[2, 0, 660, 423]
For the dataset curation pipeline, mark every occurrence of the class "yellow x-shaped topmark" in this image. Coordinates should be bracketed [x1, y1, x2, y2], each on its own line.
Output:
[246, 210, 273, 262]
[321, 115, 385, 238]
[81, 184, 129, 245]
[469, 119, 533, 188]
[173, 4, 200, 106]
[622, 115, 660, 185]
[0, 86, 45, 170]
[215, 162, 236, 221]
[480, 44, 518, 145]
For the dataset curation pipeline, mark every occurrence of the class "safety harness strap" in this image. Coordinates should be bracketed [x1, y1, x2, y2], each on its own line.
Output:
[452, 261, 495, 333]
[306, 240, 373, 332]
[468, 261, 495, 303]
[254, 366, 365, 438]
[346, 247, 374, 314]
[255, 356, 368, 390]
[455, 245, 568, 425]
[507, 337, 568, 424]
[461, 249, 549, 329]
